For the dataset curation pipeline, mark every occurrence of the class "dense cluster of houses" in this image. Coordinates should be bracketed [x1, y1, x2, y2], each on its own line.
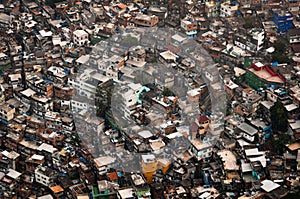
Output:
[0, 0, 299, 199]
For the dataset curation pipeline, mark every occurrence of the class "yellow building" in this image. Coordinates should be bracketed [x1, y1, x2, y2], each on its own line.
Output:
[158, 158, 172, 174]
[142, 154, 158, 183]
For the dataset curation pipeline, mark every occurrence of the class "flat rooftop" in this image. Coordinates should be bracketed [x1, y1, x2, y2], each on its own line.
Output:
[238, 122, 258, 136]
[249, 68, 284, 83]
[217, 150, 239, 171]
[160, 50, 178, 61]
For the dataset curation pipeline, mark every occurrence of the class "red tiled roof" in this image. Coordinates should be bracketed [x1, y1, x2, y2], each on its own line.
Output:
[197, 115, 209, 124]
[107, 172, 118, 181]
[118, 3, 127, 9]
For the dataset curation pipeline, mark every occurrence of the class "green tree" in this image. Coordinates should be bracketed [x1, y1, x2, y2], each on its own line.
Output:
[272, 40, 292, 63]
[283, 193, 300, 199]
[270, 134, 289, 154]
[244, 17, 255, 29]
[121, 35, 139, 47]
[45, 0, 64, 6]
[90, 35, 104, 45]
[162, 87, 174, 96]
[272, 52, 291, 64]
[270, 100, 288, 133]
[273, 40, 287, 53]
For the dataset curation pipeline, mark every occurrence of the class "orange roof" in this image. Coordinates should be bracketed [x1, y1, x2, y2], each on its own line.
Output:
[107, 172, 118, 181]
[117, 3, 127, 9]
[50, 185, 64, 193]
[288, 142, 300, 151]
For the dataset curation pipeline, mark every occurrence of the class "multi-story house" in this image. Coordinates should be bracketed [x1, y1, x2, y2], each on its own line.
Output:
[0, 103, 15, 125]
[0, 150, 20, 170]
[274, 11, 294, 34]
[26, 75, 53, 98]
[189, 137, 213, 161]
[142, 154, 158, 184]
[205, 1, 219, 18]
[47, 66, 69, 84]
[134, 14, 159, 27]
[31, 94, 53, 116]
[236, 122, 258, 143]
[234, 29, 265, 53]
[37, 143, 58, 165]
[220, 2, 238, 18]
[181, 18, 198, 38]
[53, 84, 74, 100]
[287, 28, 300, 44]
[93, 156, 116, 175]
[290, 84, 300, 105]
[35, 165, 56, 186]
[0, 169, 22, 198]
[109, 3, 127, 16]
[285, 0, 300, 16]
[111, 82, 143, 120]
[126, 46, 147, 67]
[73, 29, 89, 47]
[25, 154, 45, 172]
[245, 62, 286, 89]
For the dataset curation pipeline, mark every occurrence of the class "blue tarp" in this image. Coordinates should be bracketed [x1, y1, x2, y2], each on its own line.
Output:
[263, 125, 272, 132]
[271, 85, 275, 90]
[265, 133, 271, 139]
[79, 157, 87, 164]
[205, 112, 212, 116]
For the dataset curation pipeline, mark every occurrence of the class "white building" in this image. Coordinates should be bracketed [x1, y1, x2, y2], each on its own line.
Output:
[220, 2, 238, 17]
[249, 29, 265, 52]
[35, 165, 54, 186]
[159, 50, 179, 64]
[71, 98, 89, 113]
[93, 156, 116, 175]
[234, 29, 265, 53]
[205, 1, 219, 18]
[116, 83, 143, 119]
[31, 94, 53, 116]
[73, 29, 89, 46]
[190, 138, 213, 161]
[37, 143, 58, 155]
[237, 122, 258, 142]
[0, 104, 15, 123]
[180, 19, 198, 38]
[1, 151, 19, 170]
[117, 188, 136, 199]
[68, 68, 111, 99]
[97, 55, 123, 80]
